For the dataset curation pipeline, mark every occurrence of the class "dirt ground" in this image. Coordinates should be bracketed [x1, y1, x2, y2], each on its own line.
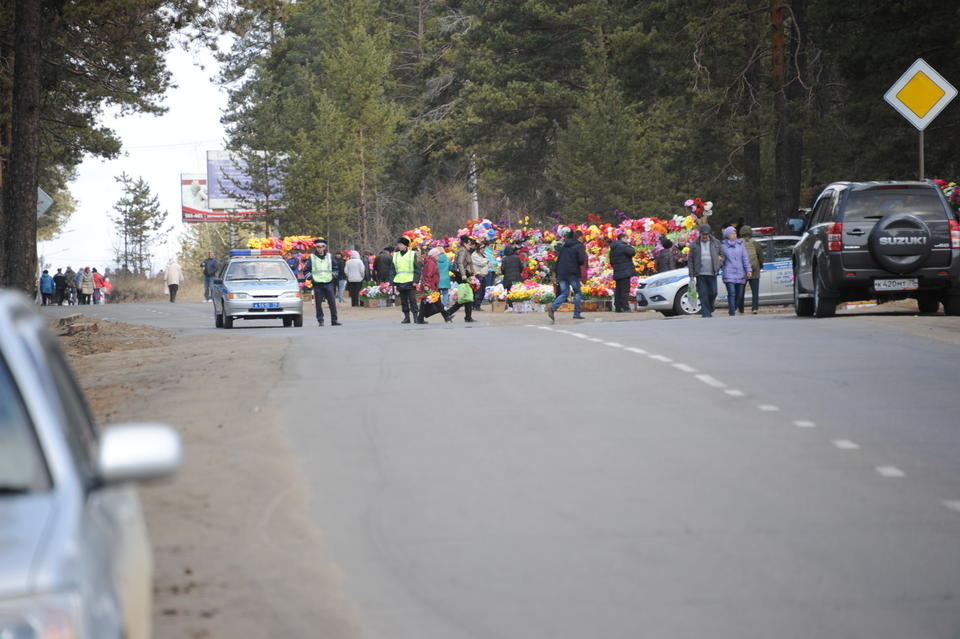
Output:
[56, 319, 363, 639]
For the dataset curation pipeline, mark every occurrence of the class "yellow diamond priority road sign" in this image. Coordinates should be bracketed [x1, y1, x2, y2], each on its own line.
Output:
[884, 58, 957, 131]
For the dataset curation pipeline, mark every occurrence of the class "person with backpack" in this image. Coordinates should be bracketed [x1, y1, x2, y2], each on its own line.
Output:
[201, 252, 220, 302]
[64, 266, 77, 305]
[737, 226, 765, 314]
[39, 270, 55, 306]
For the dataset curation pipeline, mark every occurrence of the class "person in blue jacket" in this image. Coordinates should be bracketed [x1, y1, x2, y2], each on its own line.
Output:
[39, 270, 55, 306]
[436, 247, 452, 307]
[719, 226, 752, 317]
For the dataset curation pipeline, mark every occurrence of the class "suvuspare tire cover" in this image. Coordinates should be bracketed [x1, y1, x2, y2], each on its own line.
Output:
[867, 213, 933, 274]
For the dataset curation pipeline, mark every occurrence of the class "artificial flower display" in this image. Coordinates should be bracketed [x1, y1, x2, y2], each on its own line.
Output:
[934, 178, 960, 212]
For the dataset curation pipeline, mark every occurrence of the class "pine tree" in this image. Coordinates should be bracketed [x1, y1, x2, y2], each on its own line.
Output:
[547, 36, 642, 218]
[111, 173, 168, 275]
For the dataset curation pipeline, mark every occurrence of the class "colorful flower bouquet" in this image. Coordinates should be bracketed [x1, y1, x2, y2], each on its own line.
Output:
[360, 282, 392, 299]
[248, 235, 321, 252]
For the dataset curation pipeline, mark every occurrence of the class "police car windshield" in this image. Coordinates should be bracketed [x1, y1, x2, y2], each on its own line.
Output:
[225, 261, 294, 281]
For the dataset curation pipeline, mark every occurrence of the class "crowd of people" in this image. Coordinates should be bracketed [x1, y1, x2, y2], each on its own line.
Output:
[294, 220, 766, 326]
[37, 266, 112, 306]
[687, 223, 765, 319]
[292, 229, 680, 326]
[37, 221, 764, 322]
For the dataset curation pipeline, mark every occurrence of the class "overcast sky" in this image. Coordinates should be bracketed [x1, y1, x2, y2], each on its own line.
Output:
[40, 45, 227, 273]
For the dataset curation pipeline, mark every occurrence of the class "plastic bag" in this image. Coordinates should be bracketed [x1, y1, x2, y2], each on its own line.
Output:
[456, 282, 474, 304]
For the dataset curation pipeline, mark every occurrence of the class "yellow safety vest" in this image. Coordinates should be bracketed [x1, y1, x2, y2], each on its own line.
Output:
[392, 250, 416, 284]
[310, 254, 333, 283]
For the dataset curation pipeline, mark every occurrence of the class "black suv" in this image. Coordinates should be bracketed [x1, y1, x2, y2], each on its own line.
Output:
[793, 181, 960, 317]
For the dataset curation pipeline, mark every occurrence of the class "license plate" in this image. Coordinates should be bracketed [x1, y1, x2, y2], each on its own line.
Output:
[252, 301, 279, 309]
[874, 278, 918, 291]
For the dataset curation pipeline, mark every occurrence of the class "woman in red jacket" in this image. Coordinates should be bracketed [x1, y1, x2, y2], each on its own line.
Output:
[416, 247, 451, 324]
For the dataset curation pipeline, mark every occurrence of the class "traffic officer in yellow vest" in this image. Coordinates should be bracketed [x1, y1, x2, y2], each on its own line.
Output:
[390, 237, 423, 324]
[308, 239, 342, 326]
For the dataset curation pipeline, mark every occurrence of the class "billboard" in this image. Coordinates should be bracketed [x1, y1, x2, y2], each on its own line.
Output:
[181, 173, 263, 223]
[206, 150, 281, 210]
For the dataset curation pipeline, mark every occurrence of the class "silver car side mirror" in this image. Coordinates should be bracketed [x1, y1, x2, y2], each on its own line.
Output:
[97, 423, 182, 485]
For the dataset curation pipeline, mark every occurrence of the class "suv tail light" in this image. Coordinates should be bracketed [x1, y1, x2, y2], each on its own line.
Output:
[827, 222, 843, 252]
[950, 219, 960, 249]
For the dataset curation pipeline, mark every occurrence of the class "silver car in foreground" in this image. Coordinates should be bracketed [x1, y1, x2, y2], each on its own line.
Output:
[636, 235, 800, 316]
[0, 290, 181, 638]
[211, 253, 304, 328]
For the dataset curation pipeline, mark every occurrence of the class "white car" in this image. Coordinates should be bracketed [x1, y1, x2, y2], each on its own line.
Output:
[1, 290, 181, 638]
[211, 250, 304, 328]
[636, 235, 801, 316]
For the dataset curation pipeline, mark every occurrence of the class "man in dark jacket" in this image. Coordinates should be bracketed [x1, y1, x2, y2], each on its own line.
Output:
[546, 232, 585, 322]
[687, 223, 724, 318]
[500, 245, 522, 307]
[609, 233, 636, 312]
[201, 252, 220, 302]
[374, 247, 394, 284]
[52, 268, 67, 305]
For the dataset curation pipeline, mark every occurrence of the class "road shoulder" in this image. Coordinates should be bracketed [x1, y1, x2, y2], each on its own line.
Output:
[58, 319, 362, 639]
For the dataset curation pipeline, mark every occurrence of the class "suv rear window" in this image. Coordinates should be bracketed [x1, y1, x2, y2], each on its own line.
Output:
[842, 188, 947, 223]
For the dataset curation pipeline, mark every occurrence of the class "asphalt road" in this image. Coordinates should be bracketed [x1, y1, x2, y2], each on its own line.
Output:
[46, 301, 960, 638]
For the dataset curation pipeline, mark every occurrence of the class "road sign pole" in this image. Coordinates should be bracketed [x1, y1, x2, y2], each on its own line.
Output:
[919, 129, 924, 180]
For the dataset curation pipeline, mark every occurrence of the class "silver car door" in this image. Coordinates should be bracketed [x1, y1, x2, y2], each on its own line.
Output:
[763, 239, 799, 303]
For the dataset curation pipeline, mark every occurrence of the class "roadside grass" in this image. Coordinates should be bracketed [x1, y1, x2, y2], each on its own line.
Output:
[108, 274, 204, 303]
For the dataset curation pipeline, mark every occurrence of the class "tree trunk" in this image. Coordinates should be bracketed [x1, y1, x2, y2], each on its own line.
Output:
[1, 0, 42, 292]
[743, 43, 762, 226]
[358, 127, 368, 249]
[771, 0, 805, 232]
[771, 0, 789, 233]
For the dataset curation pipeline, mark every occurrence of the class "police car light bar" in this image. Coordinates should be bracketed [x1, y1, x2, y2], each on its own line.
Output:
[229, 249, 282, 257]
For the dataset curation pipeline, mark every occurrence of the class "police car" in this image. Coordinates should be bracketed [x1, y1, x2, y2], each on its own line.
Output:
[211, 249, 304, 328]
[636, 234, 801, 316]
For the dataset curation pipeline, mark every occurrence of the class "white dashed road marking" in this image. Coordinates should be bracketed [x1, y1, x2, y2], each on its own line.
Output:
[695, 374, 725, 388]
[875, 466, 906, 478]
[526, 325, 930, 496]
[832, 439, 861, 450]
[942, 501, 960, 513]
